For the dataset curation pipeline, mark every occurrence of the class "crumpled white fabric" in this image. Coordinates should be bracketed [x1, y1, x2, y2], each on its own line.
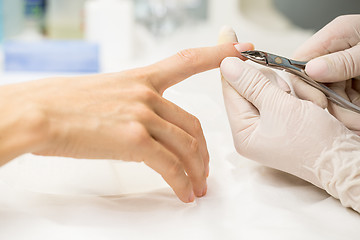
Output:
[314, 133, 360, 212]
[0, 154, 166, 196]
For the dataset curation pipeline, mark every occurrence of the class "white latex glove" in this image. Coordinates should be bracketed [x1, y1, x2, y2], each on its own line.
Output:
[291, 15, 360, 134]
[219, 27, 360, 213]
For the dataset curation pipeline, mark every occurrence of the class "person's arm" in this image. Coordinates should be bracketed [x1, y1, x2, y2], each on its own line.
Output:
[0, 43, 251, 203]
[219, 27, 360, 213]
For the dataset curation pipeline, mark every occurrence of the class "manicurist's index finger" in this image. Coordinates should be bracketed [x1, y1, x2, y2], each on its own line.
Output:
[148, 43, 252, 94]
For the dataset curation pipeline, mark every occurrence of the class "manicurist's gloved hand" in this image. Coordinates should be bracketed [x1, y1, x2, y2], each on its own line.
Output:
[292, 15, 360, 134]
[0, 43, 243, 203]
[219, 27, 360, 213]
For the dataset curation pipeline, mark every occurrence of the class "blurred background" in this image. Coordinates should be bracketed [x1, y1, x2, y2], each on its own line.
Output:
[0, 0, 358, 77]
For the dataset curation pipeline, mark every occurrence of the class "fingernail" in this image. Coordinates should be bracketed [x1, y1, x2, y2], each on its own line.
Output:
[234, 43, 242, 53]
[234, 43, 255, 54]
[188, 192, 195, 202]
[220, 25, 236, 36]
[220, 57, 244, 83]
[305, 58, 329, 81]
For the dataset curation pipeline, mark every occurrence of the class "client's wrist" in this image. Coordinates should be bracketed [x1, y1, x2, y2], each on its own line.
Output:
[0, 85, 49, 165]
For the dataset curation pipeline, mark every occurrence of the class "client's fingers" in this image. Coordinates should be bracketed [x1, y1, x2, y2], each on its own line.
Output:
[153, 98, 210, 177]
[218, 27, 259, 143]
[142, 138, 194, 203]
[144, 111, 206, 197]
[149, 43, 243, 94]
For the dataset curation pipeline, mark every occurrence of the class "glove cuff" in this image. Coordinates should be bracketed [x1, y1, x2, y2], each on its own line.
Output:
[313, 132, 360, 213]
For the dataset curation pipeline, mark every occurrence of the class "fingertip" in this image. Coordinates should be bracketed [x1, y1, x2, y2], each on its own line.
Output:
[301, 93, 328, 109]
[220, 57, 244, 83]
[221, 56, 242, 67]
[188, 191, 195, 203]
[219, 25, 236, 37]
[234, 42, 255, 60]
[233, 42, 251, 51]
[313, 94, 328, 109]
[218, 26, 238, 44]
[291, 77, 328, 108]
[305, 58, 329, 82]
[202, 183, 207, 197]
[234, 42, 254, 52]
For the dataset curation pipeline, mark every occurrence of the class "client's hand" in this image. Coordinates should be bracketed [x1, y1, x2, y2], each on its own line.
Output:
[0, 43, 245, 203]
[219, 27, 360, 213]
[292, 15, 360, 134]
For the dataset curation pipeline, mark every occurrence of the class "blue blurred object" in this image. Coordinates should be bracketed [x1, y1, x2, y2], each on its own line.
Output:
[4, 40, 100, 72]
[24, 0, 47, 36]
[25, 0, 46, 17]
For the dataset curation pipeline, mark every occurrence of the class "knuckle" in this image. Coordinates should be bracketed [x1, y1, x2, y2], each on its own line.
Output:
[189, 137, 200, 154]
[139, 87, 159, 104]
[332, 15, 343, 24]
[177, 48, 200, 65]
[240, 69, 270, 102]
[138, 110, 153, 124]
[188, 114, 203, 136]
[127, 122, 150, 146]
[341, 51, 357, 78]
[167, 160, 184, 178]
[332, 15, 348, 24]
[130, 104, 154, 122]
[192, 116, 202, 132]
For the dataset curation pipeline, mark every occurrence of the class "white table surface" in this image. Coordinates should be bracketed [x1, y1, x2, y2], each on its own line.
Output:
[0, 12, 359, 240]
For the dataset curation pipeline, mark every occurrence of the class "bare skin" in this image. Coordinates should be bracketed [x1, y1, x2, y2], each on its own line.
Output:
[0, 42, 253, 203]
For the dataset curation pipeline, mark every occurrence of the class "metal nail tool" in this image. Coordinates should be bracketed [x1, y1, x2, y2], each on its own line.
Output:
[241, 50, 360, 114]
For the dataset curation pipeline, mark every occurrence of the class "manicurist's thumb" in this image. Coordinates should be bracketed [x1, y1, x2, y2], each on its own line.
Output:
[220, 57, 288, 111]
[305, 45, 360, 82]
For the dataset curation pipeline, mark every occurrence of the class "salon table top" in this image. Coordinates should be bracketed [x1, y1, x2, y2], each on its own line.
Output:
[0, 16, 359, 240]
